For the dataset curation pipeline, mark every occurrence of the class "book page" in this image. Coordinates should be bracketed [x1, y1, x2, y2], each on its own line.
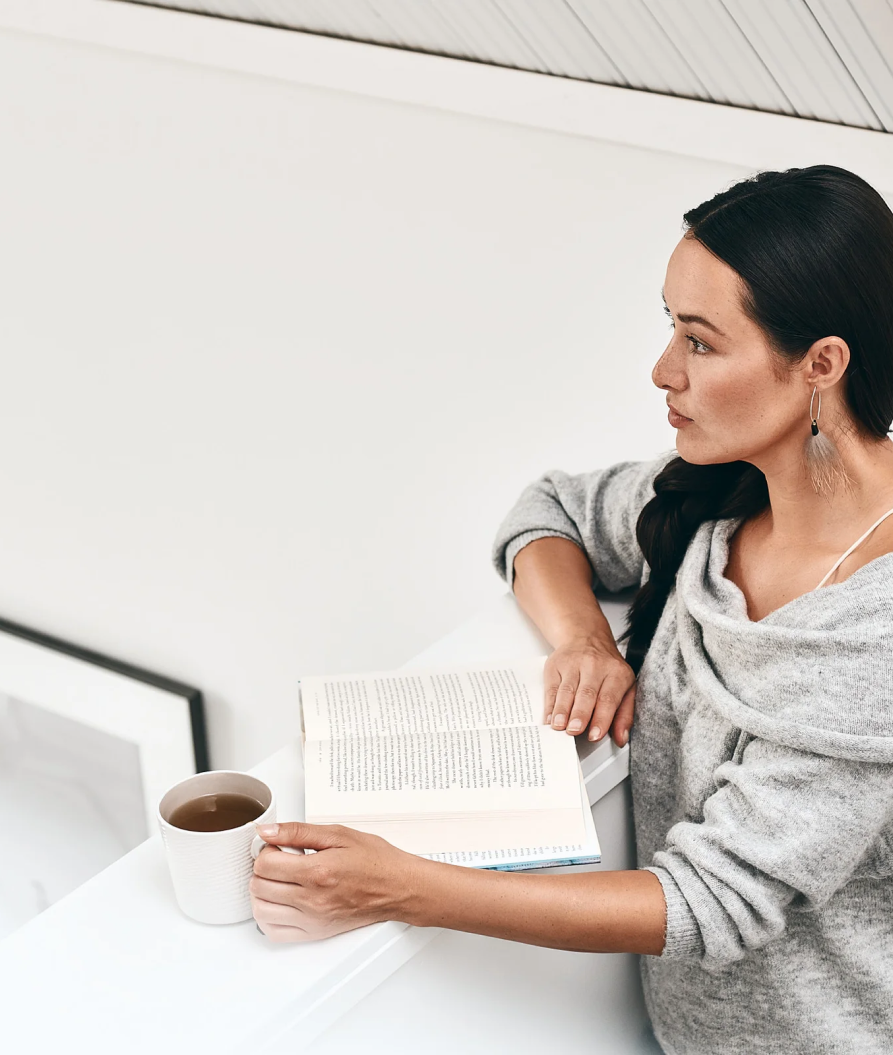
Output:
[300, 657, 547, 743]
[344, 808, 586, 855]
[304, 722, 581, 823]
[421, 773, 600, 867]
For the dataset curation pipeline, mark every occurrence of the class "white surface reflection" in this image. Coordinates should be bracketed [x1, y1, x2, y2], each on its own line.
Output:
[0, 693, 147, 940]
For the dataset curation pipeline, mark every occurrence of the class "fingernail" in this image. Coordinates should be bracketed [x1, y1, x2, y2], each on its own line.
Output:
[544, 713, 552, 725]
[553, 715, 566, 729]
[255, 823, 279, 837]
[589, 726, 601, 741]
[622, 730, 629, 746]
[568, 719, 582, 733]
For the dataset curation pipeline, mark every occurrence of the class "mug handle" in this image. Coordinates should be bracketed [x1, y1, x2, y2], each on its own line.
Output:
[250, 834, 305, 859]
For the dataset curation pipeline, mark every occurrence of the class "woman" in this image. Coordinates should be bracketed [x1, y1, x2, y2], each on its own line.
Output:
[250, 165, 893, 1053]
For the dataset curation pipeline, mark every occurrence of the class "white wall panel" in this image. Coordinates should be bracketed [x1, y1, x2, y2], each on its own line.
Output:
[726, 0, 881, 126]
[354, 2, 475, 58]
[642, 0, 794, 112]
[119, 0, 893, 131]
[199, 1, 386, 42]
[850, 0, 893, 70]
[0, 23, 750, 771]
[565, 0, 704, 95]
[427, 0, 551, 72]
[253, 0, 395, 42]
[492, 0, 621, 82]
[806, 0, 893, 130]
[331, 0, 404, 44]
[781, 0, 882, 126]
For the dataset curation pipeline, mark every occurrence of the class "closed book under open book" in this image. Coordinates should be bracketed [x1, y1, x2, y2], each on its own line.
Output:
[299, 656, 600, 871]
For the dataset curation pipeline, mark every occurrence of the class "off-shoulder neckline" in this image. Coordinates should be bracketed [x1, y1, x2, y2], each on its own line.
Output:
[710, 516, 893, 627]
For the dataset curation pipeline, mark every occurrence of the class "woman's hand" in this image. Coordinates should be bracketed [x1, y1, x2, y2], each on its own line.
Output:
[250, 821, 420, 943]
[544, 636, 636, 746]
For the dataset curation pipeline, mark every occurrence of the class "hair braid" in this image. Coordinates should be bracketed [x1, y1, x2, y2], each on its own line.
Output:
[622, 458, 768, 674]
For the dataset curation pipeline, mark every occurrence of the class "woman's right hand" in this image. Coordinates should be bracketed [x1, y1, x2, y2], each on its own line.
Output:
[544, 637, 637, 746]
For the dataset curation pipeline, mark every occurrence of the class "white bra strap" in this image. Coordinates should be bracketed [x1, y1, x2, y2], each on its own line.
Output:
[816, 504, 893, 589]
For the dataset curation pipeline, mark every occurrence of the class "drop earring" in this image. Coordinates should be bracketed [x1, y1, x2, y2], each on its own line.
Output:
[804, 385, 848, 495]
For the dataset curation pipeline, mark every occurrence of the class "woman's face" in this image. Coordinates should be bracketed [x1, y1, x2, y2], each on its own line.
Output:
[653, 234, 806, 467]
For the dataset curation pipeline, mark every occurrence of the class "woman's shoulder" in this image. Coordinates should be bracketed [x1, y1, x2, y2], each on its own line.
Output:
[824, 508, 893, 586]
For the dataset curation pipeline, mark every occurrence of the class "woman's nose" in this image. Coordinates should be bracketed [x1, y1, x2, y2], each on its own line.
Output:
[652, 340, 685, 392]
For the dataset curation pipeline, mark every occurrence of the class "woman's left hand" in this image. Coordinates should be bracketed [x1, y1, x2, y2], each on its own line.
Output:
[250, 821, 419, 943]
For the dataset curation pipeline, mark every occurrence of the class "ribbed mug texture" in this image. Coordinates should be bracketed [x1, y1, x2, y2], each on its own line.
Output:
[157, 771, 275, 925]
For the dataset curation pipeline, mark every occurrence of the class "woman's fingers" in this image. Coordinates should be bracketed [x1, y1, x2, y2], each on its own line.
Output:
[544, 677, 561, 724]
[610, 683, 637, 747]
[252, 895, 310, 928]
[564, 682, 598, 734]
[254, 918, 313, 943]
[587, 675, 633, 742]
[544, 646, 637, 738]
[547, 673, 580, 730]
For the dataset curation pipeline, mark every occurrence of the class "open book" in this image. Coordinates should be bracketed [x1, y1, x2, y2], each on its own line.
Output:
[299, 656, 600, 871]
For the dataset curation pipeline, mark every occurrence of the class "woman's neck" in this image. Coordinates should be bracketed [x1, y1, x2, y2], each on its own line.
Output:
[750, 432, 893, 550]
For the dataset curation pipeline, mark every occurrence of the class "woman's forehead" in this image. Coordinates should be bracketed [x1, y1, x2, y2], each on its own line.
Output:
[664, 237, 750, 327]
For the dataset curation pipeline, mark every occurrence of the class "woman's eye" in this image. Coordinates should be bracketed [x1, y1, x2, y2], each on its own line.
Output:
[666, 317, 710, 354]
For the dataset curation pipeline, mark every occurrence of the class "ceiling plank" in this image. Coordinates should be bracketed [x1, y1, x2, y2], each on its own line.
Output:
[641, 0, 796, 113]
[113, 0, 893, 131]
[723, 0, 882, 127]
[566, 0, 706, 96]
[805, 0, 893, 130]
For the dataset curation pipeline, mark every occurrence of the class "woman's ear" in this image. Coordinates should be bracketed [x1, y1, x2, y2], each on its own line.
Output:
[804, 336, 850, 390]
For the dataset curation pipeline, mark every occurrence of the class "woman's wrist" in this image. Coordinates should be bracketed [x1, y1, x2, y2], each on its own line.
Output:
[390, 854, 667, 955]
[512, 537, 618, 654]
[393, 855, 447, 928]
[556, 628, 619, 653]
[546, 591, 619, 654]
[552, 615, 620, 656]
[395, 856, 518, 933]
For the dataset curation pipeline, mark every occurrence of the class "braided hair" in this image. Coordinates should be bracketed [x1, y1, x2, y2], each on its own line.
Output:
[622, 165, 893, 675]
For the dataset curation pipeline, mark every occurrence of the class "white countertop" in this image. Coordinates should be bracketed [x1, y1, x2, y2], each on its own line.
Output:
[0, 592, 659, 1055]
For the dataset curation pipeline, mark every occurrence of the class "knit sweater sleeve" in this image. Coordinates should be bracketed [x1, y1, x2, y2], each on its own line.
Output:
[490, 451, 675, 592]
[643, 736, 893, 972]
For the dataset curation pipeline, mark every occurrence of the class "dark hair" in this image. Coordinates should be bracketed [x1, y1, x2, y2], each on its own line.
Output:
[622, 165, 893, 675]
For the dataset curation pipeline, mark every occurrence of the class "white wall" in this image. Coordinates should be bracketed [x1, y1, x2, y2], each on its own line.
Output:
[0, 26, 750, 770]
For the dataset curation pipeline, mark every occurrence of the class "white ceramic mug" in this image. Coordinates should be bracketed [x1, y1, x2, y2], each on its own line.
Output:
[157, 769, 301, 925]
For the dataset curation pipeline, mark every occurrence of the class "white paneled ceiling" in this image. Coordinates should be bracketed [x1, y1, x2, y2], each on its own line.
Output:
[122, 0, 893, 131]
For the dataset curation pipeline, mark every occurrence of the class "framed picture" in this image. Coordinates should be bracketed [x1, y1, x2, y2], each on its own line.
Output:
[0, 615, 208, 938]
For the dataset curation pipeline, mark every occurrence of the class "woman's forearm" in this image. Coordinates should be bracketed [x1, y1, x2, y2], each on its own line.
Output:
[512, 537, 617, 650]
[399, 858, 667, 956]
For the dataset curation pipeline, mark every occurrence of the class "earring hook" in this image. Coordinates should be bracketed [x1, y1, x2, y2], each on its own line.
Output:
[810, 386, 822, 434]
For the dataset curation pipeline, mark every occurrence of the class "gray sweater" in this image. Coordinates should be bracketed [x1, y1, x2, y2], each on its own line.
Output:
[491, 453, 893, 1055]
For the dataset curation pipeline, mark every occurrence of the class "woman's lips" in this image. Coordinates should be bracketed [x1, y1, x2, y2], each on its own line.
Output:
[667, 405, 693, 428]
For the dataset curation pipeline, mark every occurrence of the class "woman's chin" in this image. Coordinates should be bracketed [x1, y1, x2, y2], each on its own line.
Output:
[673, 430, 697, 457]
[674, 430, 718, 464]
[675, 432, 746, 466]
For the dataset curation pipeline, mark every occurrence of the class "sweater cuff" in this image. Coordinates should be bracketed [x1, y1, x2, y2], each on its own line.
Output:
[642, 866, 706, 960]
[501, 529, 575, 590]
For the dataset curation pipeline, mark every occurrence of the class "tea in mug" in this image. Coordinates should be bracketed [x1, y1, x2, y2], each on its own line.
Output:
[168, 792, 266, 832]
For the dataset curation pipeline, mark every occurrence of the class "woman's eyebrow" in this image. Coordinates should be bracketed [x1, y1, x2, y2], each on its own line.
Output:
[661, 290, 727, 337]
